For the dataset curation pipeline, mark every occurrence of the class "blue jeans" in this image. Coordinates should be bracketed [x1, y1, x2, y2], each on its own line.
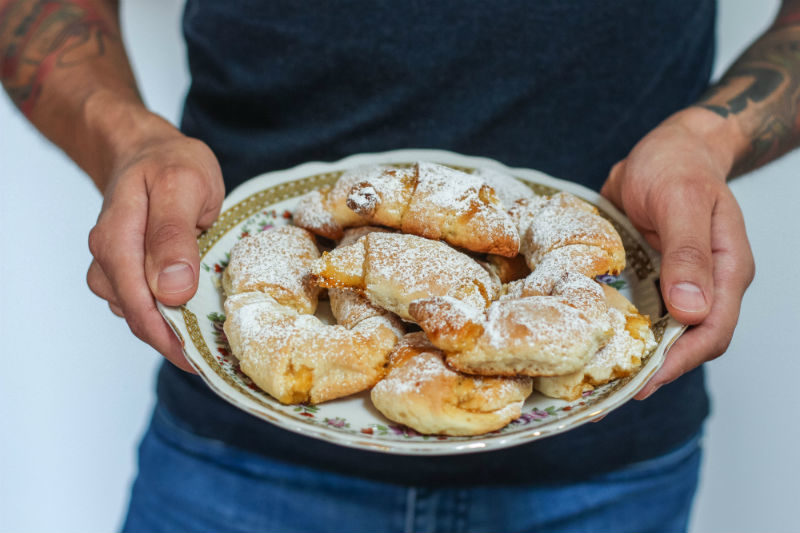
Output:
[122, 405, 702, 533]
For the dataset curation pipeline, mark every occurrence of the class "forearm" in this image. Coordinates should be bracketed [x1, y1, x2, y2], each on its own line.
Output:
[694, 0, 800, 176]
[0, 0, 176, 190]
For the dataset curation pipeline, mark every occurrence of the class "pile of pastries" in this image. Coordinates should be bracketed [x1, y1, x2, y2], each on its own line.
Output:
[222, 162, 656, 436]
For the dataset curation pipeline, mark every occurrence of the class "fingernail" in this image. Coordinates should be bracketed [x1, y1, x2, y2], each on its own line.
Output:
[638, 384, 660, 401]
[158, 262, 194, 294]
[669, 282, 706, 312]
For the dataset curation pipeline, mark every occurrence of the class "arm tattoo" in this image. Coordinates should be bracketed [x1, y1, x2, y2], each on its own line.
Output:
[0, 0, 118, 117]
[696, 12, 800, 174]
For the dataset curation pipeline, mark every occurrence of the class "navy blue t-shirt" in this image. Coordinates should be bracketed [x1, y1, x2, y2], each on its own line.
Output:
[162, 0, 715, 485]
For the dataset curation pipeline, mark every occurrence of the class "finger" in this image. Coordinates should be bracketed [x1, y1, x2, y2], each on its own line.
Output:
[87, 259, 118, 304]
[88, 261, 125, 317]
[601, 162, 663, 250]
[655, 180, 718, 324]
[91, 191, 196, 374]
[144, 168, 219, 307]
[109, 302, 125, 317]
[600, 161, 626, 212]
[637, 192, 753, 399]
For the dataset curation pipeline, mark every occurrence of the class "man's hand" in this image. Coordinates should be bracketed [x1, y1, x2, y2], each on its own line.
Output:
[87, 122, 225, 371]
[0, 0, 226, 371]
[601, 109, 755, 399]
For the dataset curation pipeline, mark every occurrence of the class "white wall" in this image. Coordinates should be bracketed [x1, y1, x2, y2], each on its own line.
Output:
[0, 2, 185, 532]
[0, 1, 797, 532]
[691, 2, 800, 532]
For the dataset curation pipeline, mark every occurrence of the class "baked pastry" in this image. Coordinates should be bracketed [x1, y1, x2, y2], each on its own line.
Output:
[470, 166, 535, 208]
[345, 162, 520, 256]
[483, 253, 531, 284]
[504, 244, 620, 297]
[224, 292, 402, 404]
[409, 272, 613, 376]
[222, 226, 321, 314]
[509, 192, 625, 274]
[223, 226, 403, 404]
[293, 165, 389, 240]
[311, 232, 502, 321]
[533, 284, 657, 400]
[328, 227, 404, 331]
[370, 332, 532, 436]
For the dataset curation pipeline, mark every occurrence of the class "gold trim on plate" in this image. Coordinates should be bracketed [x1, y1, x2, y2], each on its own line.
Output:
[179, 163, 668, 439]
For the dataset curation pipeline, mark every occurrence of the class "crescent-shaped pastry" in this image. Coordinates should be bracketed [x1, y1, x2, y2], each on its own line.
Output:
[222, 226, 321, 313]
[222, 226, 403, 404]
[533, 285, 657, 400]
[311, 232, 502, 321]
[510, 192, 625, 274]
[409, 272, 613, 377]
[370, 332, 532, 436]
[293, 165, 391, 240]
[224, 293, 402, 404]
[345, 162, 520, 256]
[470, 166, 535, 208]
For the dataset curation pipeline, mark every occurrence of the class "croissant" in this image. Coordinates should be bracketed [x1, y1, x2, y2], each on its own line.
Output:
[345, 162, 520, 256]
[222, 226, 403, 404]
[370, 332, 532, 436]
[470, 166, 535, 208]
[222, 226, 320, 313]
[293, 165, 389, 240]
[224, 293, 402, 404]
[409, 272, 613, 377]
[311, 232, 502, 321]
[327, 227, 404, 330]
[509, 192, 625, 274]
[533, 285, 657, 400]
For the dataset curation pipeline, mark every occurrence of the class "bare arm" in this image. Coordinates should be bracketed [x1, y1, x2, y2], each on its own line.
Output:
[1, 0, 152, 186]
[1, 0, 224, 370]
[696, 0, 800, 175]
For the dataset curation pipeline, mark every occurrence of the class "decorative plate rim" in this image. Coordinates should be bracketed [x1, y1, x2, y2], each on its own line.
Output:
[158, 148, 684, 456]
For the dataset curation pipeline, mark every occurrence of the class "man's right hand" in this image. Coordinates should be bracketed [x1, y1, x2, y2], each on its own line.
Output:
[1, 1, 225, 370]
[87, 121, 225, 371]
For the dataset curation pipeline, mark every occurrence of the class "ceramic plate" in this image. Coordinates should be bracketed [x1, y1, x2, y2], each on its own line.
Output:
[158, 149, 684, 455]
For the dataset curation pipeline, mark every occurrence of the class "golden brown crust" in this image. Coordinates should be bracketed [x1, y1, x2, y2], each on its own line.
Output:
[484, 253, 531, 284]
[293, 166, 389, 239]
[222, 226, 320, 314]
[532, 285, 657, 400]
[346, 162, 520, 256]
[311, 232, 502, 321]
[511, 192, 625, 275]
[371, 333, 532, 436]
[410, 273, 613, 377]
[222, 226, 404, 405]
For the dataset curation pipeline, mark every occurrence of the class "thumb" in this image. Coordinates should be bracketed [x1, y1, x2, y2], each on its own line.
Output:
[144, 170, 211, 306]
[656, 183, 716, 324]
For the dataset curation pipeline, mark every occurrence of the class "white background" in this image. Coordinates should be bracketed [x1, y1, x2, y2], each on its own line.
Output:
[1, 1, 798, 532]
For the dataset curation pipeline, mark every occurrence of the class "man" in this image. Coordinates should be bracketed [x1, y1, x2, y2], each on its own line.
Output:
[1, 1, 794, 531]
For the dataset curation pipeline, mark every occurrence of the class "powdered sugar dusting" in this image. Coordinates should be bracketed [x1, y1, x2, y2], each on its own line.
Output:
[415, 161, 491, 214]
[409, 296, 485, 340]
[517, 245, 611, 294]
[471, 167, 534, 207]
[347, 185, 378, 212]
[224, 226, 320, 312]
[483, 297, 593, 352]
[365, 233, 499, 313]
[377, 350, 452, 396]
[522, 193, 621, 268]
[293, 189, 338, 234]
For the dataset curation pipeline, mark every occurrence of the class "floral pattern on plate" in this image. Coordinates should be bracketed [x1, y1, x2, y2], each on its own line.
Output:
[159, 149, 683, 455]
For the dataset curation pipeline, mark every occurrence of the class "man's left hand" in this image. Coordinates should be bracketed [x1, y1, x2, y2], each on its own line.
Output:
[601, 108, 755, 400]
